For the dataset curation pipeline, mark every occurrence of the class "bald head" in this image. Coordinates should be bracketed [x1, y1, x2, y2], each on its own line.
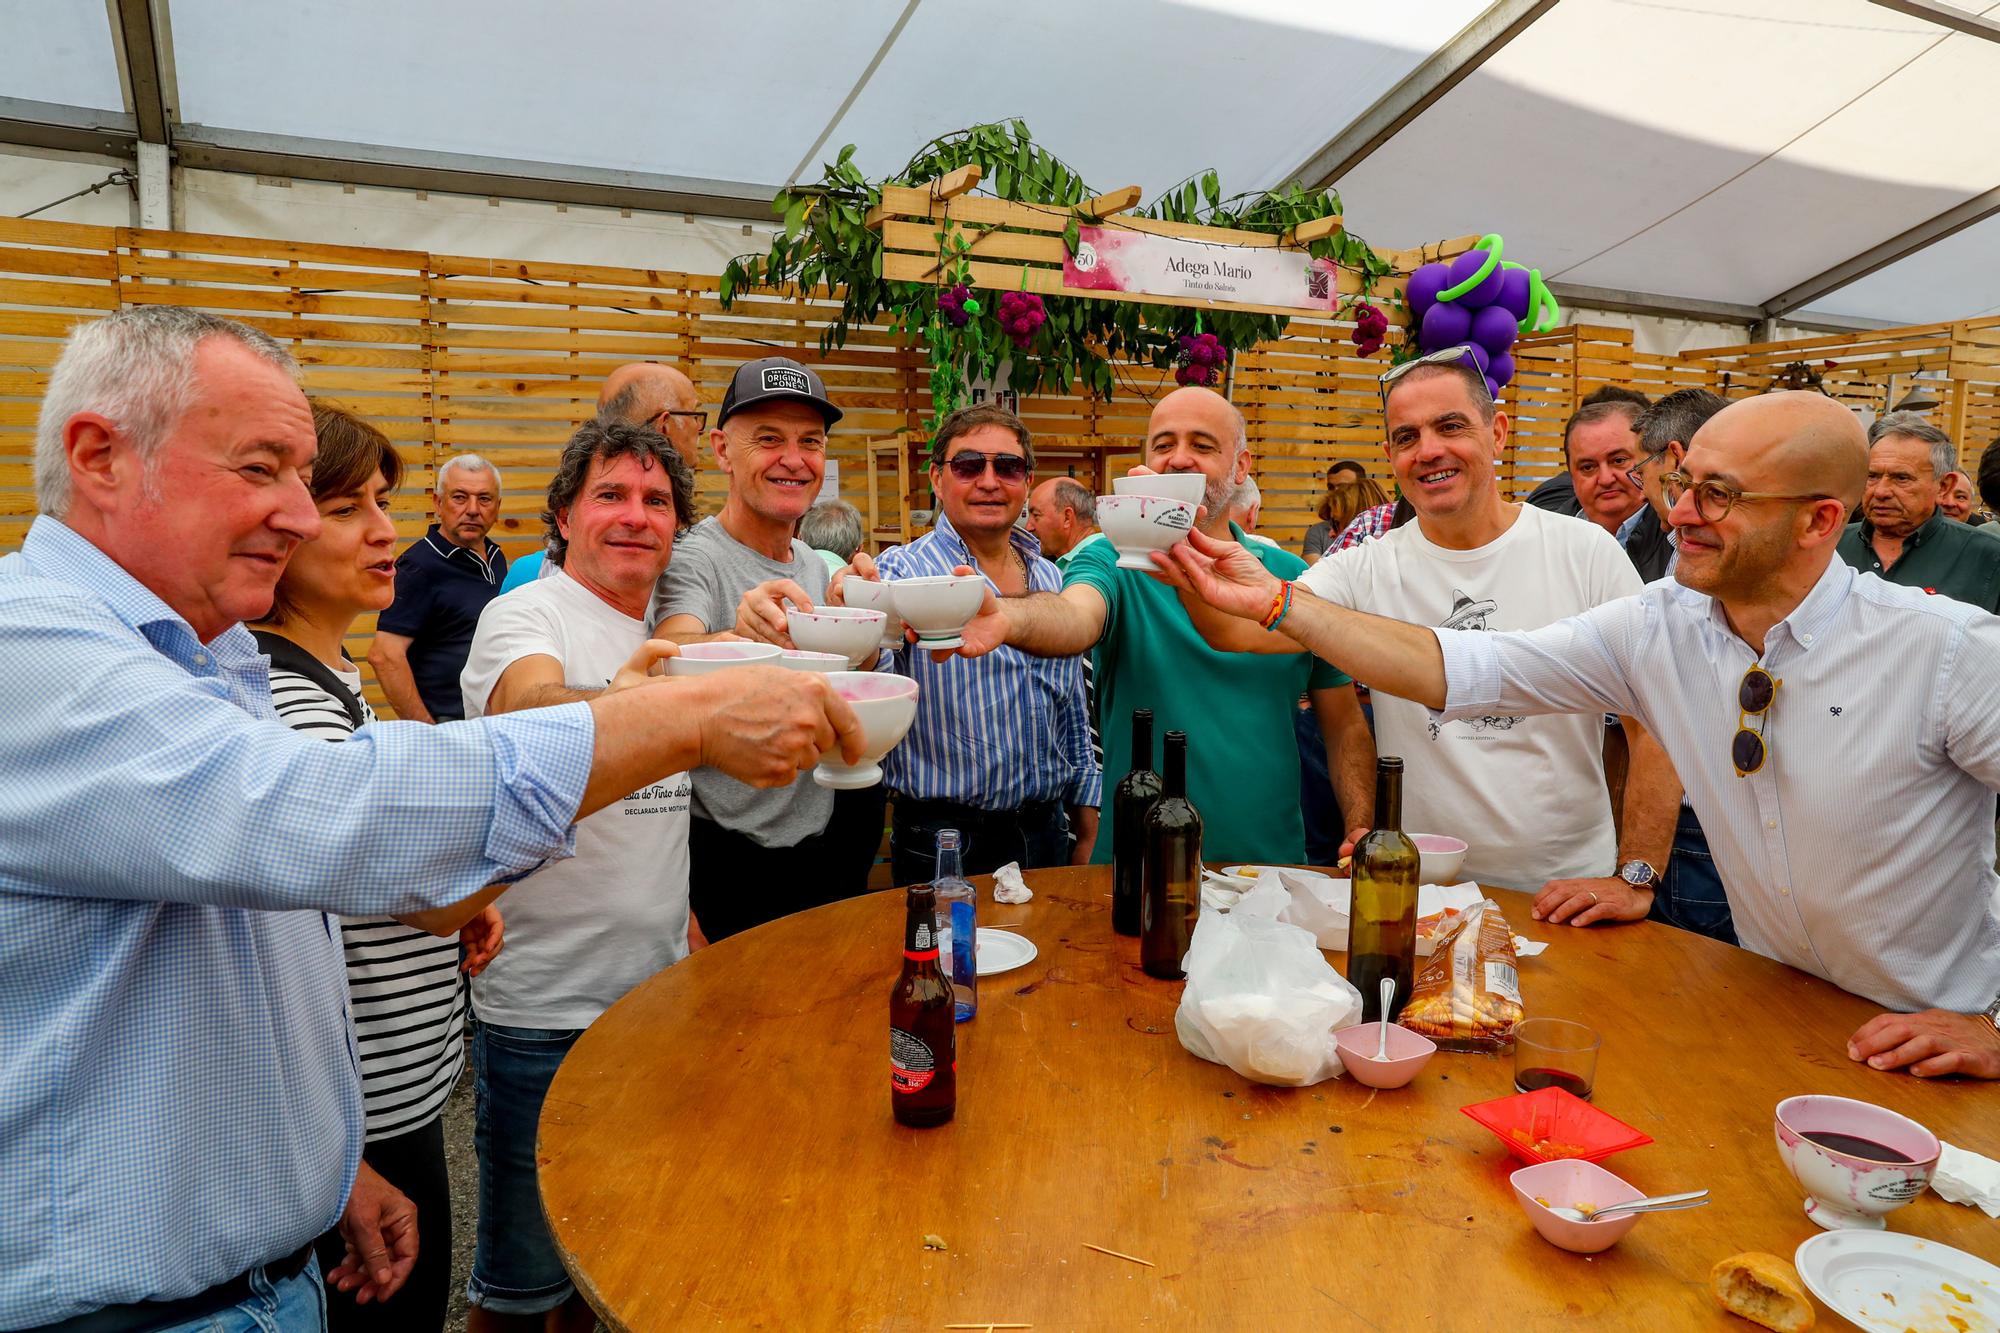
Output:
[1692, 391, 1867, 513]
[1146, 386, 1250, 518]
[599, 362, 701, 463]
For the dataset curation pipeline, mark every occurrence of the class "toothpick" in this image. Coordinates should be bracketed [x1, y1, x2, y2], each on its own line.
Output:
[1082, 1242, 1156, 1268]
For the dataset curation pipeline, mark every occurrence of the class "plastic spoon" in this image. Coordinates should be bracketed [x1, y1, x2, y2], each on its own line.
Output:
[1546, 1190, 1710, 1223]
[1376, 978, 1395, 1059]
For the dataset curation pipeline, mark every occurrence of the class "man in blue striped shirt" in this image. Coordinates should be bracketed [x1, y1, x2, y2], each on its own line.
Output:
[853, 406, 1100, 882]
[0, 306, 864, 1332]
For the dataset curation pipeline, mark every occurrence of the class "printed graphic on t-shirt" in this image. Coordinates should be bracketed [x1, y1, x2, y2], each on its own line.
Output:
[1430, 588, 1522, 739]
[624, 774, 692, 817]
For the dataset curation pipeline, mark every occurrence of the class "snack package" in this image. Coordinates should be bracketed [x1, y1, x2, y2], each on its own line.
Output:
[1399, 898, 1524, 1051]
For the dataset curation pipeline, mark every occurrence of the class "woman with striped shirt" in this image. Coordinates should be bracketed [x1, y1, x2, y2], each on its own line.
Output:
[250, 401, 504, 1330]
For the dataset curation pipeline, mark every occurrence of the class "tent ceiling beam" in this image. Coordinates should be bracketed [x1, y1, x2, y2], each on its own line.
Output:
[1548, 281, 1898, 334]
[1286, 0, 1558, 189]
[1866, 0, 2000, 44]
[1760, 182, 2000, 319]
[107, 0, 173, 146]
[0, 97, 135, 158]
[169, 126, 783, 221]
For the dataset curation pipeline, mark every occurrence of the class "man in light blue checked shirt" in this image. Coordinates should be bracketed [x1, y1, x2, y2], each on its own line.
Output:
[0, 307, 863, 1332]
[1168, 391, 2000, 1082]
[849, 405, 1100, 883]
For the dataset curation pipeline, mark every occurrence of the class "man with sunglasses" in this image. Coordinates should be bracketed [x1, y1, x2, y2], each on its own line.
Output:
[599, 361, 706, 467]
[1168, 389, 2000, 1081]
[950, 385, 1375, 868]
[652, 357, 886, 937]
[852, 405, 1100, 882]
[1836, 411, 2000, 613]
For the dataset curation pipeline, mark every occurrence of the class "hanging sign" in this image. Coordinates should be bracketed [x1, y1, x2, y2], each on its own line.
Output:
[1063, 225, 1337, 311]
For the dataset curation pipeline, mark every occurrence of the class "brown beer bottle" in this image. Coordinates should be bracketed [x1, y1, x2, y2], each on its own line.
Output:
[891, 882, 956, 1127]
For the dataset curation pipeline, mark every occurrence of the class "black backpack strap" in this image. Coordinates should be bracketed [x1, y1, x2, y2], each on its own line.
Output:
[252, 630, 367, 731]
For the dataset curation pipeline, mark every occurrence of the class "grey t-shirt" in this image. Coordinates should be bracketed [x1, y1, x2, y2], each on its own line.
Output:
[652, 516, 834, 847]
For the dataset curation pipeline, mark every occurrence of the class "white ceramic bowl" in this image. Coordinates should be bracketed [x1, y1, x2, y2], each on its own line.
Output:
[1112, 472, 1207, 506]
[664, 641, 783, 676]
[1509, 1159, 1646, 1254]
[838, 577, 906, 649]
[777, 649, 847, 673]
[1775, 1094, 1939, 1231]
[815, 671, 919, 789]
[1411, 834, 1468, 883]
[785, 606, 885, 667]
[889, 574, 986, 650]
[1096, 494, 1198, 571]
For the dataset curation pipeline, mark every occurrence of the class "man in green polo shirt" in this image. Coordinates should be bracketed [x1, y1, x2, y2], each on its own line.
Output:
[1838, 411, 2000, 612]
[950, 386, 1375, 865]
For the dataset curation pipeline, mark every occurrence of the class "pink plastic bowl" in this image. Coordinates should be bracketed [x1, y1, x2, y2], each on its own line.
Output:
[1333, 1023, 1437, 1089]
[1509, 1158, 1646, 1253]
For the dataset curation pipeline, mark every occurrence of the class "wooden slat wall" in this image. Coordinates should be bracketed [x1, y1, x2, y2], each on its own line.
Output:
[10, 215, 2000, 713]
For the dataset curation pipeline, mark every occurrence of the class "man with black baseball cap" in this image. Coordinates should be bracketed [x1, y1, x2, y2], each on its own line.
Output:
[652, 356, 881, 935]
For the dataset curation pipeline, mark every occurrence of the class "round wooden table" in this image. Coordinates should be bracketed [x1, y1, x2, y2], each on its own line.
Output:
[541, 867, 2000, 1330]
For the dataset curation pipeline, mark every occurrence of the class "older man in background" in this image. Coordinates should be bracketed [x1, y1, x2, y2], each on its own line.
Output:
[953, 386, 1374, 867]
[654, 357, 884, 935]
[1024, 475, 1102, 571]
[0, 306, 862, 1329]
[1525, 386, 1650, 517]
[368, 454, 506, 721]
[597, 361, 705, 467]
[1838, 411, 2000, 612]
[1171, 391, 2000, 1080]
[1563, 395, 1649, 535]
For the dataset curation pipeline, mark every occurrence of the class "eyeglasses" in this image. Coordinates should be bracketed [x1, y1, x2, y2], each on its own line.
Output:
[1378, 344, 1484, 399]
[1659, 470, 1834, 524]
[1733, 664, 1779, 777]
[940, 450, 1030, 483]
[1623, 445, 1672, 493]
[654, 407, 709, 434]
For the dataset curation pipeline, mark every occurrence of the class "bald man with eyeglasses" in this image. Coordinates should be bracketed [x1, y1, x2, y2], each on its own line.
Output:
[1165, 390, 2000, 1082]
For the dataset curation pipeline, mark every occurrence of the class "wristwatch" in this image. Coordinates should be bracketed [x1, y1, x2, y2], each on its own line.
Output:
[1983, 992, 2000, 1034]
[1618, 860, 1660, 890]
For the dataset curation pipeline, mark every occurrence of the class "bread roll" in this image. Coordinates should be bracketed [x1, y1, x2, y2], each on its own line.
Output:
[1711, 1251, 1815, 1332]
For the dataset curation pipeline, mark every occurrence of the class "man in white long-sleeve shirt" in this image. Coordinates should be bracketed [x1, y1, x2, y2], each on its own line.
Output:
[1165, 390, 2000, 1081]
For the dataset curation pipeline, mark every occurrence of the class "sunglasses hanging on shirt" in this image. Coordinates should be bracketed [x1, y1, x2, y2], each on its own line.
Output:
[1733, 664, 1779, 777]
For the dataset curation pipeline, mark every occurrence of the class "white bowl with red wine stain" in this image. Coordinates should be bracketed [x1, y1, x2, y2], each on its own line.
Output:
[1774, 1094, 1939, 1231]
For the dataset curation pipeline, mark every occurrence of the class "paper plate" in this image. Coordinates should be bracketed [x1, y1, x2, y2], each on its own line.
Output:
[1794, 1231, 2000, 1332]
[935, 927, 1038, 977]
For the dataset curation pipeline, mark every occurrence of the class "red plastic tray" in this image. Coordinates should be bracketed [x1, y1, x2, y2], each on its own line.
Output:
[1460, 1086, 1654, 1165]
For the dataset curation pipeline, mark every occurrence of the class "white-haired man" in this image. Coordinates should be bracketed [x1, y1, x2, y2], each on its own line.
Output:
[368, 453, 506, 722]
[1837, 410, 2000, 613]
[0, 305, 863, 1327]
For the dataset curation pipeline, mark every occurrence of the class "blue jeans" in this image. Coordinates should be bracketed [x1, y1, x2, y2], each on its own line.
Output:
[1294, 701, 1343, 866]
[467, 1020, 584, 1314]
[1651, 806, 1738, 945]
[890, 797, 1069, 887]
[154, 1254, 325, 1333]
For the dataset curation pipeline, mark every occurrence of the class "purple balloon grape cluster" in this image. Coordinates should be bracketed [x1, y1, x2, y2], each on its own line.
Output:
[998, 291, 1046, 350]
[1175, 332, 1226, 386]
[1350, 303, 1389, 358]
[937, 283, 975, 329]
[1406, 246, 1535, 399]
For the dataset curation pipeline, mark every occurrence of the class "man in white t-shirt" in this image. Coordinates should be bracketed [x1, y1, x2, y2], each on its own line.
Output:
[457, 420, 697, 1331]
[1176, 355, 1681, 913]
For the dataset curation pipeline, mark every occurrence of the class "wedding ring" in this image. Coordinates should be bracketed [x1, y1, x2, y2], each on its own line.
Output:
[1588, 891, 1600, 905]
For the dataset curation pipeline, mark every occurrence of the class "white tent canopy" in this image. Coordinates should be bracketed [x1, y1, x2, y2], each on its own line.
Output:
[3, 0, 1996, 326]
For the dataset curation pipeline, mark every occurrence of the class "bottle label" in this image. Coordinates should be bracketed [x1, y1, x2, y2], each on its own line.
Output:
[912, 920, 934, 951]
[890, 1027, 937, 1093]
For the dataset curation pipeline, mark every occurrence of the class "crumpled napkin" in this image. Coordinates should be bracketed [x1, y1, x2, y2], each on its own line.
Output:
[991, 861, 1032, 904]
[1932, 1142, 2000, 1217]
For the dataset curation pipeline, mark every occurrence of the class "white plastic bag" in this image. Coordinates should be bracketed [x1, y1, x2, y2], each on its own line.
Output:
[1174, 900, 1363, 1087]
